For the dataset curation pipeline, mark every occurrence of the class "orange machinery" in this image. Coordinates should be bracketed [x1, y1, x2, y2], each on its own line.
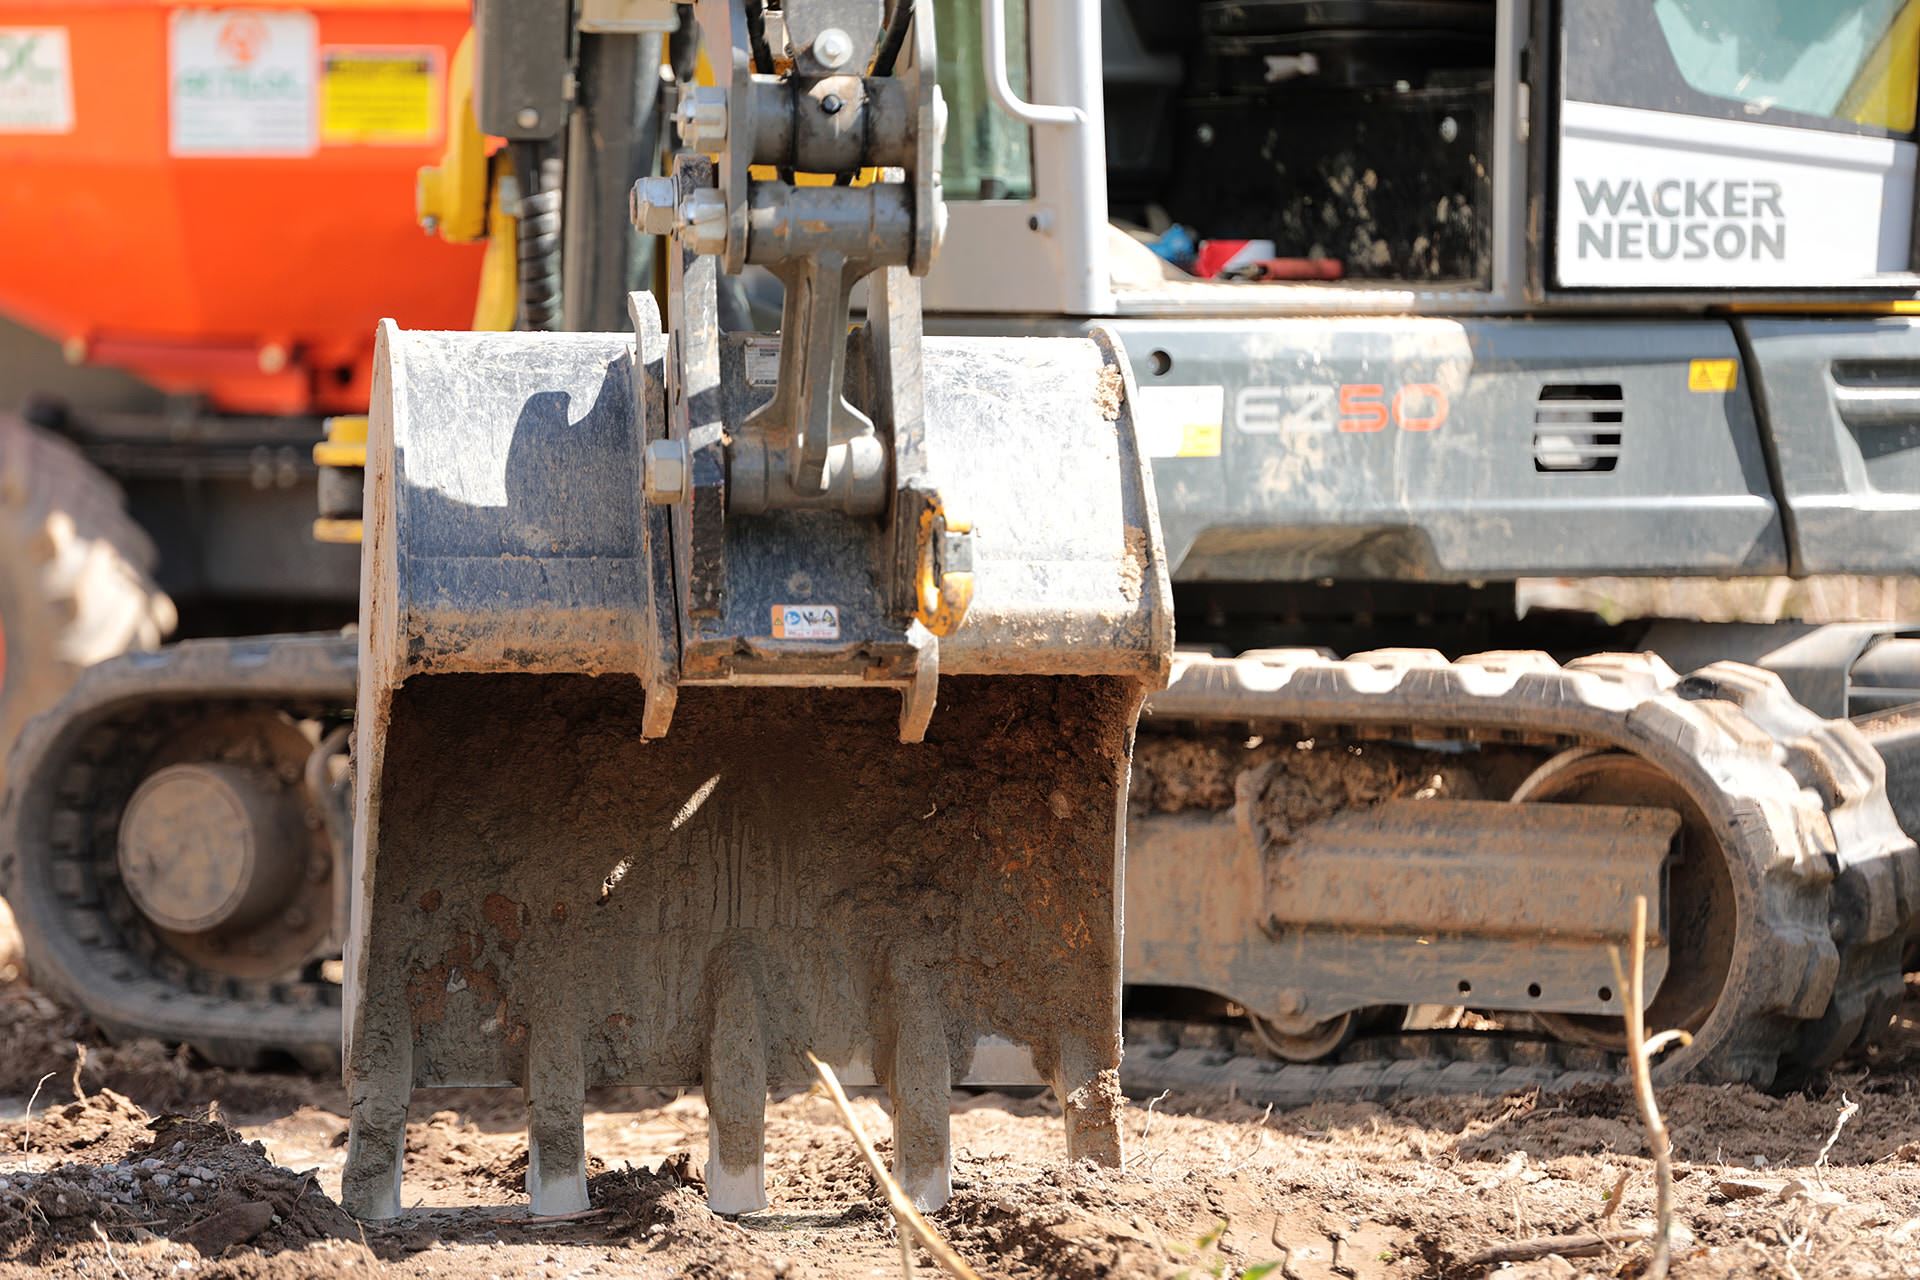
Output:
[0, 0, 483, 415]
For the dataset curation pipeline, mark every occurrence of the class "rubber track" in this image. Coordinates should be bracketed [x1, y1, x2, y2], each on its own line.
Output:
[1, 633, 356, 1071]
[7, 640, 1915, 1103]
[1122, 1019, 1621, 1106]
[1138, 648, 1920, 1090]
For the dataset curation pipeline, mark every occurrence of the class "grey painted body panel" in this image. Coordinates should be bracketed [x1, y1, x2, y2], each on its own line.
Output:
[1083, 317, 1787, 582]
[1739, 317, 1920, 575]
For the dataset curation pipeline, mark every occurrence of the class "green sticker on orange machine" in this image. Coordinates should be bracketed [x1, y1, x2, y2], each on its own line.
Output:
[320, 47, 438, 145]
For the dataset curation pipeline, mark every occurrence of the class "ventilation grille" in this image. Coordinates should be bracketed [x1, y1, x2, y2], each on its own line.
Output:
[1533, 383, 1623, 472]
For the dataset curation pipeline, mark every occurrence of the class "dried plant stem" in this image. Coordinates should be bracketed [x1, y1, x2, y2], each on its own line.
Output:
[807, 1053, 982, 1280]
[1610, 894, 1691, 1280]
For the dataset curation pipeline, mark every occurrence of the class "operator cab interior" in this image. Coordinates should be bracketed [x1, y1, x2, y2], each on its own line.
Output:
[1100, 0, 1496, 288]
[927, 0, 1920, 307]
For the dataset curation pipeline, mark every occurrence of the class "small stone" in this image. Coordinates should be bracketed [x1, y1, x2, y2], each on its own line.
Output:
[152, 1173, 173, 1189]
[172, 1141, 187, 1154]
[140, 1159, 163, 1171]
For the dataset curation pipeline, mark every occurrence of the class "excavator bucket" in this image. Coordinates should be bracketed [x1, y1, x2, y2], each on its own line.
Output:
[342, 311, 1168, 1217]
[342, 3, 1168, 1217]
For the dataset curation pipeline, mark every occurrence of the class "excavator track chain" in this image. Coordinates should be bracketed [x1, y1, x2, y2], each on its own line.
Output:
[1136, 647, 1919, 1090]
[2, 632, 355, 1072]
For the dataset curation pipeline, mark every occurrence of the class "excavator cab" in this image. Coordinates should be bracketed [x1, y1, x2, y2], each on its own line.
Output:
[340, 0, 1171, 1218]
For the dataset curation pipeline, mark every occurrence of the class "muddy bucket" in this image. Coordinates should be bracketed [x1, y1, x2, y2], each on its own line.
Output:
[342, 313, 1171, 1217]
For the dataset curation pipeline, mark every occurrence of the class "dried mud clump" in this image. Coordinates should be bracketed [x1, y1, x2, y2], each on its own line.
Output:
[1, 1092, 356, 1267]
[1131, 732, 1489, 845]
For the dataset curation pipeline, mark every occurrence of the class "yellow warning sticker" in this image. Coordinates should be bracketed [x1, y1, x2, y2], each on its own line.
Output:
[1688, 358, 1739, 393]
[320, 47, 438, 145]
[1135, 384, 1226, 458]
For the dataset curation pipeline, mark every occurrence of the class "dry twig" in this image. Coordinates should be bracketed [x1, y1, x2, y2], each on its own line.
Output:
[493, 1207, 611, 1226]
[1125, 1090, 1171, 1170]
[1601, 1169, 1633, 1224]
[1814, 1093, 1859, 1178]
[807, 1053, 982, 1280]
[1609, 894, 1690, 1280]
[89, 1222, 130, 1280]
[22, 1070, 57, 1146]
[70, 1044, 88, 1104]
[1463, 1227, 1652, 1267]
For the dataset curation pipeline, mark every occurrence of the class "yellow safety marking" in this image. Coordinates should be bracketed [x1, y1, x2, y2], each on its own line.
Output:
[1175, 421, 1224, 457]
[312, 518, 364, 545]
[415, 30, 489, 242]
[471, 162, 519, 330]
[1727, 300, 1920, 316]
[322, 47, 440, 145]
[312, 442, 366, 468]
[1688, 359, 1738, 393]
[913, 501, 973, 637]
[315, 415, 369, 467]
[1841, 0, 1920, 133]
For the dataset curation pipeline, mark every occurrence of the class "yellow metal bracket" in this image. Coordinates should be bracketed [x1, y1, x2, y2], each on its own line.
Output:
[912, 499, 974, 637]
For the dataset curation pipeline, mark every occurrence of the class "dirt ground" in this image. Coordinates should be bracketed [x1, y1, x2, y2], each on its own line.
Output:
[7, 916, 1920, 1279]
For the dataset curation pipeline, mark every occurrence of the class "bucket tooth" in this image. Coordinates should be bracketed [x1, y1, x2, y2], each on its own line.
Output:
[704, 941, 768, 1215]
[525, 1014, 590, 1215]
[340, 993, 412, 1220]
[1056, 1034, 1125, 1166]
[881, 961, 953, 1210]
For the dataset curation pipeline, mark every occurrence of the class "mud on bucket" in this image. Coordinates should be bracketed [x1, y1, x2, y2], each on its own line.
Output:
[341, 322, 1171, 1217]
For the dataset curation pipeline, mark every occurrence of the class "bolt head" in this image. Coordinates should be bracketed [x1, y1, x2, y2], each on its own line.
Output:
[515, 106, 541, 131]
[630, 176, 679, 235]
[676, 86, 729, 150]
[643, 439, 690, 504]
[683, 187, 729, 255]
[814, 26, 854, 69]
[819, 93, 844, 116]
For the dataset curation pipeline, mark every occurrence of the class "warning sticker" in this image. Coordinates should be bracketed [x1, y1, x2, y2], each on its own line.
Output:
[771, 604, 840, 640]
[1688, 358, 1739, 393]
[170, 10, 316, 156]
[320, 47, 438, 145]
[1134, 384, 1225, 458]
[744, 337, 781, 388]
[0, 28, 73, 133]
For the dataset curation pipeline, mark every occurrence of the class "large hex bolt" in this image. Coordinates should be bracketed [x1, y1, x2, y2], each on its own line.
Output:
[813, 27, 854, 70]
[630, 176, 679, 235]
[683, 188, 729, 256]
[643, 439, 690, 505]
[676, 86, 729, 151]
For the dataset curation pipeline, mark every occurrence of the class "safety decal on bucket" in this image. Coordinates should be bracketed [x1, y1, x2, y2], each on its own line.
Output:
[1134, 384, 1225, 458]
[320, 47, 440, 146]
[0, 28, 73, 133]
[771, 604, 840, 640]
[744, 337, 781, 387]
[170, 10, 317, 156]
